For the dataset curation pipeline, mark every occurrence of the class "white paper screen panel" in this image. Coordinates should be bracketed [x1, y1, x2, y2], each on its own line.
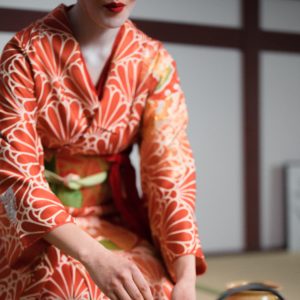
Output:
[0, 32, 14, 52]
[132, 0, 241, 28]
[261, 0, 300, 34]
[260, 52, 300, 249]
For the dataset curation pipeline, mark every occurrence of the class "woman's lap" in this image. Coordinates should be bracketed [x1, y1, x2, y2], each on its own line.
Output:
[38, 244, 173, 299]
[29, 217, 173, 299]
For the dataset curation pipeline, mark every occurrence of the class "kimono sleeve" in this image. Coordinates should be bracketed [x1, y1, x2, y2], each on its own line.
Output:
[0, 38, 76, 268]
[140, 45, 207, 282]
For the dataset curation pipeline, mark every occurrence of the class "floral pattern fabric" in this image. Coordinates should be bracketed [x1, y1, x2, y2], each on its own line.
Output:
[0, 4, 206, 299]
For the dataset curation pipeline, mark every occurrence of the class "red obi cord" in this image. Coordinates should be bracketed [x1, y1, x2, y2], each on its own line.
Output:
[104, 149, 151, 241]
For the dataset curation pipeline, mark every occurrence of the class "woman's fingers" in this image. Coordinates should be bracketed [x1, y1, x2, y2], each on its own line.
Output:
[131, 266, 153, 300]
[114, 286, 132, 300]
[108, 293, 118, 300]
[123, 277, 144, 300]
[85, 249, 153, 300]
[110, 273, 151, 300]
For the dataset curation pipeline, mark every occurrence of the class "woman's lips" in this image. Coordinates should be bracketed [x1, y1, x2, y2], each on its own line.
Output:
[103, 2, 126, 13]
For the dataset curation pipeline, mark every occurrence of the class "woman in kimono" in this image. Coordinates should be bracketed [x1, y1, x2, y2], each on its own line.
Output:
[0, 1, 206, 299]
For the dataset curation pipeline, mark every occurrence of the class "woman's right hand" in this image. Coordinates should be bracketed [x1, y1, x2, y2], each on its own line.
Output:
[82, 247, 153, 300]
[43, 223, 153, 300]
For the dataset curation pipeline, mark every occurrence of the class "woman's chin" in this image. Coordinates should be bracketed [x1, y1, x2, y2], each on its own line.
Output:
[100, 17, 128, 29]
[95, 12, 130, 29]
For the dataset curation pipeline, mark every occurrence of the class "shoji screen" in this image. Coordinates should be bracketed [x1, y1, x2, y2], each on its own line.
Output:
[260, 0, 300, 249]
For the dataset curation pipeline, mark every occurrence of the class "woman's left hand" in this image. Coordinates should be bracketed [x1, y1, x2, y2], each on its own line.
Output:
[172, 278, 197, 300]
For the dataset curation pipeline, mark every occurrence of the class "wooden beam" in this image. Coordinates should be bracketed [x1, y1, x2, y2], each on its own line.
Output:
[242, 0, 261, 251]
[0, 8, 242, 49]
[134, 19, 243, 48]
[260, 31, 300, 53]
[0, 8, 45, 32]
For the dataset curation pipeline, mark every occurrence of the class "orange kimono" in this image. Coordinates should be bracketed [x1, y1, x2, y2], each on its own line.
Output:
[0, 4, 206, 299]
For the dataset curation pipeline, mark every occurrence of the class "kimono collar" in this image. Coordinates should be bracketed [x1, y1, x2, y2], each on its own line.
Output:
[37, 4, 141, 114]
[42, 3, 136, 55]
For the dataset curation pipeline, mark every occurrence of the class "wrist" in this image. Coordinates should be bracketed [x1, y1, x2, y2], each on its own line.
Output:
[78, 239, 109, 268]
[176, 272, 196, 283]
[173, 254, 196, 282]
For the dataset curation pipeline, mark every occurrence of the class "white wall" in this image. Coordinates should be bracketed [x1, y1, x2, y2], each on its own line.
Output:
[260, 52, 300, 249]
[132, 0, 241, 28]
[0, 32, 14, 51]
[261, 0, 300, 33]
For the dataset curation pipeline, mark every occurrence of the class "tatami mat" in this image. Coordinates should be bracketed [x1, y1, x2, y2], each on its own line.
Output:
[196, 251, 300, 300]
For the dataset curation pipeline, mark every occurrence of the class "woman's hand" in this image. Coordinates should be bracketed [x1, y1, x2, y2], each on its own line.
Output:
[171, 255, 197, 300]
[43, 223, 153, 300]
[82, 248, 153, 300]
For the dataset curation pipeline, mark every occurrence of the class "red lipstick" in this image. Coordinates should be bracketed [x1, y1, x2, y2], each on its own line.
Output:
[104, 2, 126, 13]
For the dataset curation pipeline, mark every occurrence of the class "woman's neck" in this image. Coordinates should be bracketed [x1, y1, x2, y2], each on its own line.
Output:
[67, 3, 119, 54]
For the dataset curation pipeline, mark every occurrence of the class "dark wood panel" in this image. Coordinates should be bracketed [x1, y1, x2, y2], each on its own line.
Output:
[0, 8, 45, 32]
[0, 8, 243, 48]
[134, 19, 243, 48]
[242, 0, 261, 251]
[260, 31, 300, 53]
